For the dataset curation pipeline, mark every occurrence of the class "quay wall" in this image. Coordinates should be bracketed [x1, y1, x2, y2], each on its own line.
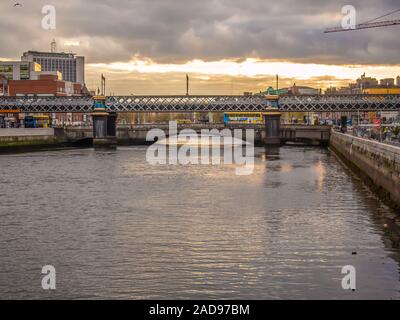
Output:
[64, 124, 331, 146]
[0, 128, 55, 138]
[0, 125, 333, 152]
[0, 128, 68, 153]
[330, 131, 400, 209]
[64, 124, 265, 145]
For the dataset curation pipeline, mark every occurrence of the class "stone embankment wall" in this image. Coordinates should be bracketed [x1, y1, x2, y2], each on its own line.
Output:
[330, 131, 400, 209]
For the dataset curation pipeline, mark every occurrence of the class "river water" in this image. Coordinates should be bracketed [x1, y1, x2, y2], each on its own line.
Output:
[0, 146, 399, 299]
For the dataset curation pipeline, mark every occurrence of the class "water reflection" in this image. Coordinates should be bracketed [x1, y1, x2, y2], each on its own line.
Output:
[313, 160, 326, 192]
[0, 146, 399, 299]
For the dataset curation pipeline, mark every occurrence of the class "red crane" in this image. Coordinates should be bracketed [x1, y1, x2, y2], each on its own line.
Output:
[324, 8, 400, 33]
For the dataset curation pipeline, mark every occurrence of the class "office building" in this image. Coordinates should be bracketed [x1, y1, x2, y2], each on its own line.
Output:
[0, 74, 7, 96]
[0, 61, 41, 80]
[21, 51, 85, 84]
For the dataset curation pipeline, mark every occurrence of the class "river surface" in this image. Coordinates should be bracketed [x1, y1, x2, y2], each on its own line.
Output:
[0, 146, 399, 299]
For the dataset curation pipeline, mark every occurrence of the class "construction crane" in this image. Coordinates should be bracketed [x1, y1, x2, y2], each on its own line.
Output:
[325, 8, 400, 33]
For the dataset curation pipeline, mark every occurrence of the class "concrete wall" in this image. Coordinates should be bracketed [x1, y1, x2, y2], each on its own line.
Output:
[281, 125, 331, 145]
[64, 127, 93, 140]
[63, 124, 264, 144]
[330, 131, 400, 208]
[117, 124, 262, 143]
[63, 124, 330, 146]
[0, 128, 54, 137]
[0, 128, 65, 153]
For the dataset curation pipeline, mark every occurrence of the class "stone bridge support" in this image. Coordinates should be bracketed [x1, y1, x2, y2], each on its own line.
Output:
[264, 112, 282, 145]
[92, 96, 117, 149]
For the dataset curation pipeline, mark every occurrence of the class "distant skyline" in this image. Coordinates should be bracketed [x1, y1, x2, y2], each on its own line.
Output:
[1, 0, 400, 94]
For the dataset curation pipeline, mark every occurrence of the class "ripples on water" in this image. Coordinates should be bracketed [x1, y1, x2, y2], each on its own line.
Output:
[0, 146, 399, 299]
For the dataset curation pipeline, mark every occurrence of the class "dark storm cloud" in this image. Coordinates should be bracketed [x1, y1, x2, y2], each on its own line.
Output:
[0, 0, 399, 64]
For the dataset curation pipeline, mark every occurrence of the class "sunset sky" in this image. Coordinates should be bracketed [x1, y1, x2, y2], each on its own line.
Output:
[1, 0, 400, 94]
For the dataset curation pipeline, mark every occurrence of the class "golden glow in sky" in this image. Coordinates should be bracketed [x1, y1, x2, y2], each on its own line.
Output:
[86, 57, 400, 95]
[89, 57, 400, 80]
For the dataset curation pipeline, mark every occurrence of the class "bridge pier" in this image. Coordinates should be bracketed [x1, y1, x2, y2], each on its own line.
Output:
[340, 115, 348, 133]
[264, 112, 282, 146]
[92, 96, 117, 149]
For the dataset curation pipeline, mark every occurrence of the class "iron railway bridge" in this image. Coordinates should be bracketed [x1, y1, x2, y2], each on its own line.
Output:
[0, 94, 399, 113]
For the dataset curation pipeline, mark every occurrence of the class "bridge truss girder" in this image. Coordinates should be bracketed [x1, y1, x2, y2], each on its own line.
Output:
[0, 95, 399, 113]
[105, 96, 274, 112]
[0, 96, 93, 113]
[279, 95, 400, 112]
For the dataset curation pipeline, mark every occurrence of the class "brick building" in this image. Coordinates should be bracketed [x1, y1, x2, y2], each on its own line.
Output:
[8, 74, 84, 96]
[7, 75, 91, 126]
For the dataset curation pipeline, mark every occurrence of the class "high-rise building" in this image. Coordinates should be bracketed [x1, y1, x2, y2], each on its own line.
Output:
[21, 51, 85, 84]
[76, 56, 85, 84]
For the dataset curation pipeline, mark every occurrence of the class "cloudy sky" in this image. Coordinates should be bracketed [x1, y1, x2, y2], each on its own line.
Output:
[1, 0, 400, 94]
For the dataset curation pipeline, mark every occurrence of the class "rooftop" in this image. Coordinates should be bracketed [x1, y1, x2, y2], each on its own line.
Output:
[22, 51, 77, 58]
